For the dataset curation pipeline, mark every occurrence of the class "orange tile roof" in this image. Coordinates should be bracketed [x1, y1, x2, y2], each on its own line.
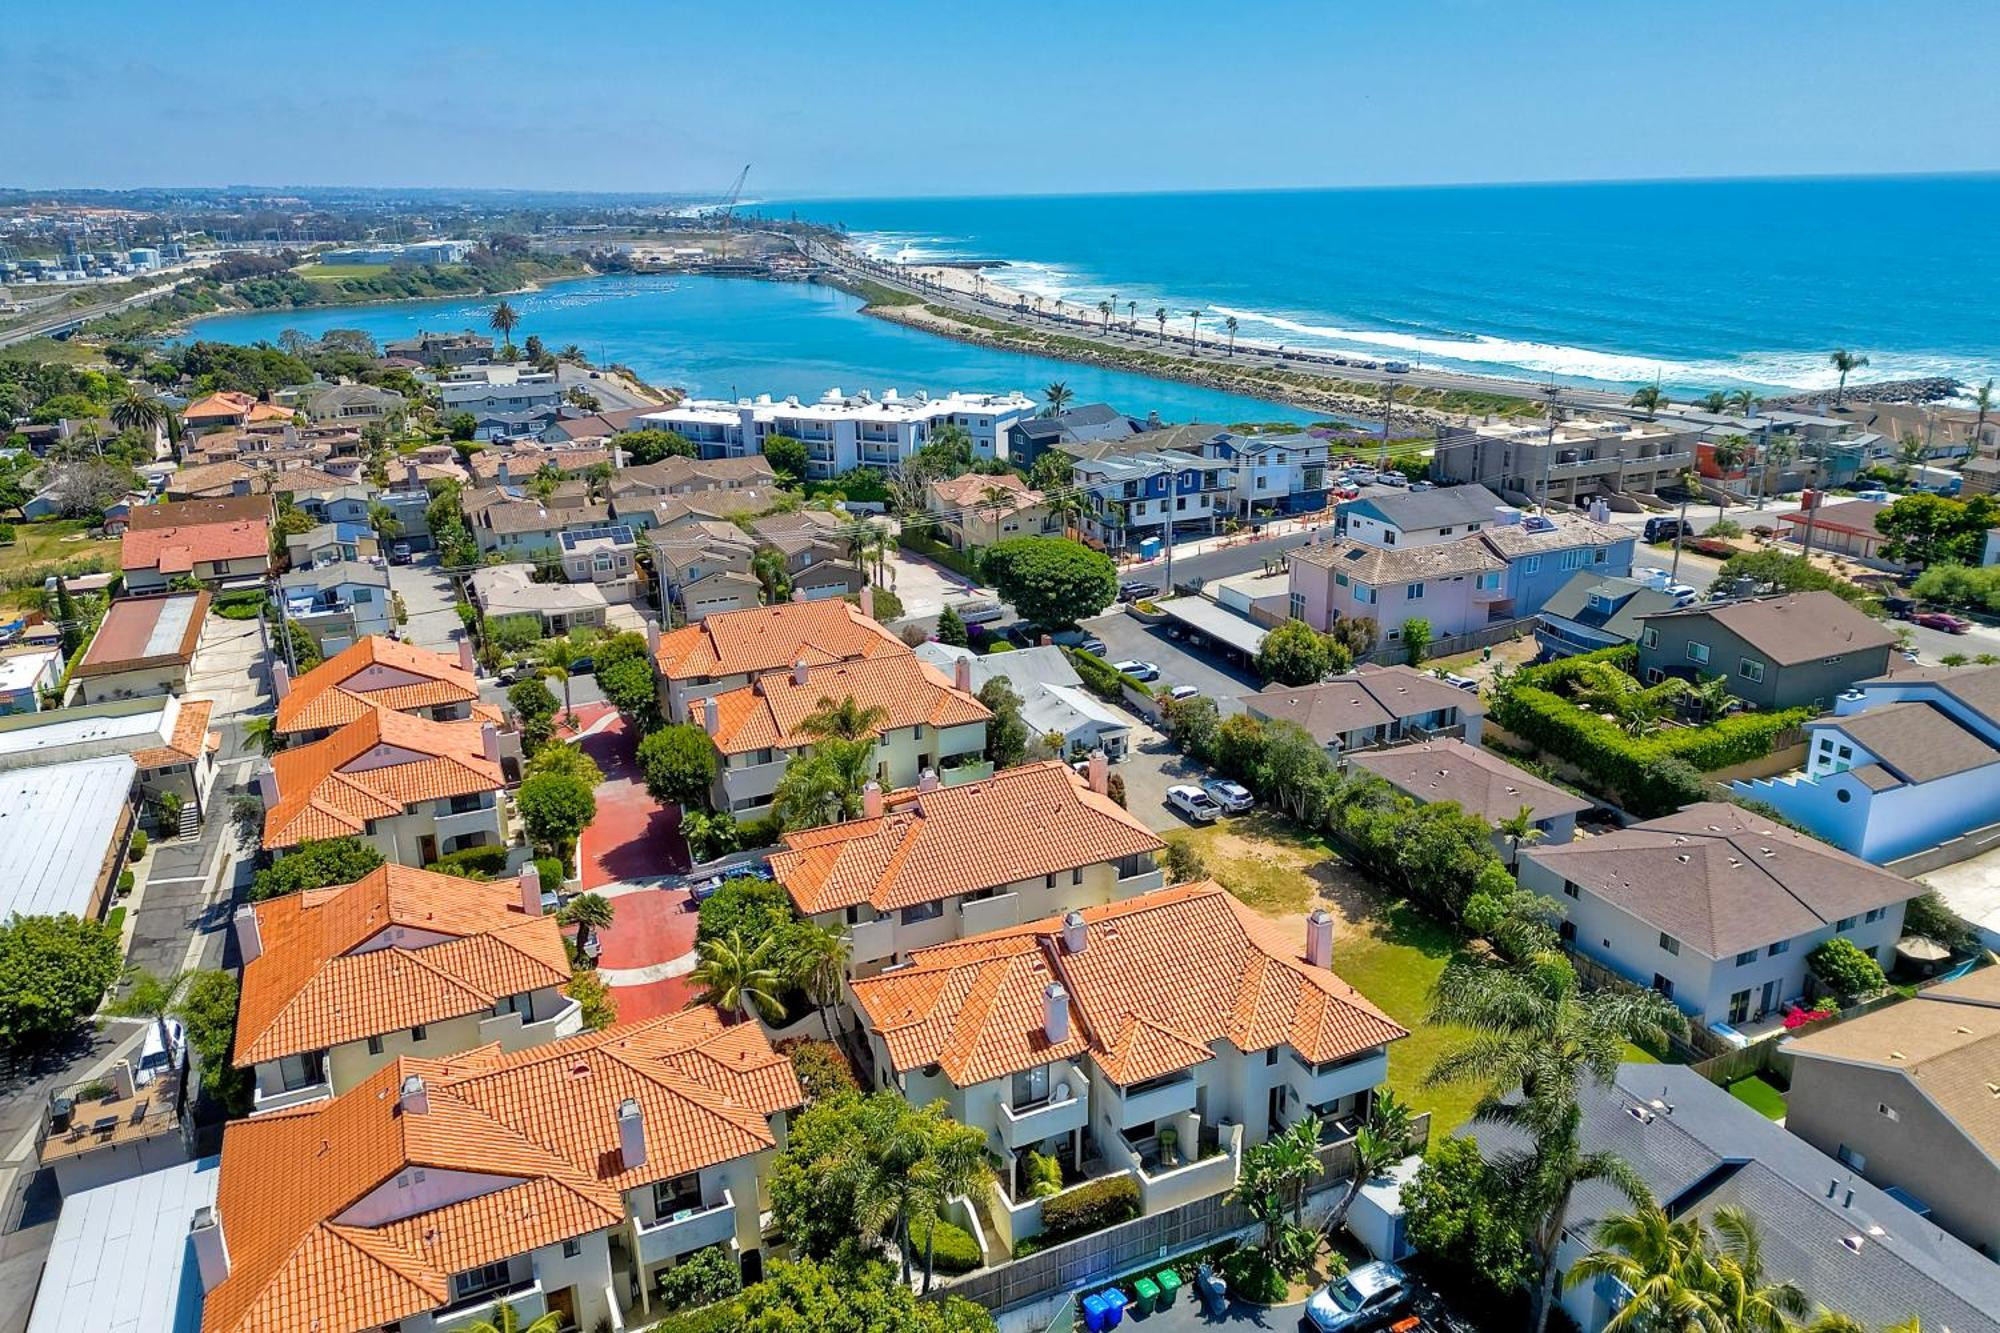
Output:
[851, 881, 1408, 1087]
[204, 1010, 801, 1333]
[654, 599, 908, 683]
[771, 760, 1164, 915]
[121, 519, 270, 574]
[709, 655, 991, 755]
[182, 391, 258, 422]
[235, 865, 571, 1066]
[263, 706, 502, 850]
[275, 635, 480, 736]
[929, 472, 1044, 514]
[131, 697, 217, 771]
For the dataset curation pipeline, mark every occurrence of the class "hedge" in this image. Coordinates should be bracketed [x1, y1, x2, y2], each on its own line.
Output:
[424, 844, 513, 880]
[1067, 648, 1153, 704]
[907, 1216, 983, 1274]
[897, 528, 985, 580]
[1036, 1174, 1141, 1246]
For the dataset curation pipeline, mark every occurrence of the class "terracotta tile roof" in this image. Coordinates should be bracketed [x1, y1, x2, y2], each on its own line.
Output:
[928, 472, 1044, 514]
[851, 881, 1407, 1087]
[654, 599, 908, 683]
[183, 391, 258, 422]
[235, 865, 571, 1066]
[263, 707, 502, 850]
[121, 520, 270, 574]
[275, 636, 480, 736]
[204, 1010, 800, 1333]
[772, 760, 1164, 915]
[167, 461, 269, 498]
[466, 446, 611, 482]
[709, 655, 990, 755]
[126, 495, 274, 532]
[131, 697, 217, 771]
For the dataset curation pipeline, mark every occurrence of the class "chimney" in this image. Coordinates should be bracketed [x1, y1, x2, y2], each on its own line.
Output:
[481, 721, 499, 765]
[1062, 910, 1087, 955]
[1086, 748, 1108, 795]
[405, 461, 420, 487]
[862, 780, 883, 818]
[612, 445, 627, 469]
[618, 1097, 646, 1170]
[256, 765, 279, 811]
[234, 904, 263, 965]
[518, 862, 543, 916]
[457, 637, 476, 672]
[398, 1074, 429, 1117]
[918, 767, 940, 793]
[1043, 982, 1070, 1043]
[859, 585, 874, 620]
[702, 696, 720, 736]
[954, 654, 973, 693]
[271, 661, 290, 700]
[498, 460, 512, 486]
[190, 1206, 230, 1292]
[1305, 908, 1334, 968]
[792, 657, 810, 686]
[110, 1058, 135, 1100]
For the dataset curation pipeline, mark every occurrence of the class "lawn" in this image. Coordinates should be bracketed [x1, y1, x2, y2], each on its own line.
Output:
[296, 262, 395, 280]
[1727, 1074, 1788, 1120]
[0, 518, 116, 607]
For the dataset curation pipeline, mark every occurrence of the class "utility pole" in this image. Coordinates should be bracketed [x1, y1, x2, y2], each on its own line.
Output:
[1538, 381, 1562, 513]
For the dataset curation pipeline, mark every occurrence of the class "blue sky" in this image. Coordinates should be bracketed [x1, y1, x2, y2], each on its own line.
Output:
[5, 1, 1998, 197]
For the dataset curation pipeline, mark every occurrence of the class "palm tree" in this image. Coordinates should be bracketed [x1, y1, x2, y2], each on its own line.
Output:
[1895, 431, 1927, 480]
[1126, 299, 1137, 326]
[844, 520, 886, 584]
[1187, 309, 1203, 353]
[1324, 1091, 1414, 1234]
[1710, 433, 1749, 479]
[691, 929, 786, 1024]
[786, 922, 851, 1039]
[1727, 388, 1760, 416]
[488, 299, 521, 354]
[368, 501, 403, 541]
[108, 968, 193, 1063]
[1700, 391, 1729, 414]
[1829, 348, 1869, 406]
[1155, 306, 1169, 342]
[917, 1115, 989, 1292]
[1496, 804, 1547, 871]
[1097, 299, 1112, 332]
[1708, 1205, 1809, 1333]
[1565, 1201, 1715, 1333]
[109, 387, 165, 443]
[557, 892, 614, 959]
[1762, 436, 1799, 505]
[537, 634, 582, 722]
[242, 715, 281, 758]
[1224, 314, 1239, 357]
[1629, 384, 1666, 418]
[463, 1303, 563, 1333]
[800, 693, 890, 744]
[1045, 488, 1085, 541]
[751, 547, 791, 605]
[1973, 379, 1994, 452]
[1044, 381, 1074, 416]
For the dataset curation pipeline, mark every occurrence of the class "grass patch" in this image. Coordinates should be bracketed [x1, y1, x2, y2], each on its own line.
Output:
[1727, 1074, 1787, 1120]
[1163, 812, 1332, 916]
[295, 262, 395, 280]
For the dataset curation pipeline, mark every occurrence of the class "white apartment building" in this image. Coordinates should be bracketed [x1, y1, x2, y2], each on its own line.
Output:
[638, 387, 1038, 479]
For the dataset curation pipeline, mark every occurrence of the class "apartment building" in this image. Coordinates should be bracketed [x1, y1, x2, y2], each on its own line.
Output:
[259, 706, 509, 865]
[651, 599, 908, 724]
[197, 1010, 802, 1333]
[234, 864, 578, 1114]
[697, 653, 991, 816]
[1067, 446, 1232, 553]
[1431, 415, 1701, 507]
[273, 636, 494, 744]
[639, 387, 1038, 477]
[1196, 428, 1332, 517]
[770, 758, 1165, 977]
[848, 881, 1406, 1250]
[436, 366, 564, 439]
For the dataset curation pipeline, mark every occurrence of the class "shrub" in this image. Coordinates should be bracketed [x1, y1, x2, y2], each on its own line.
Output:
[534, 855, 567, 891]
[734, 814, 783, 849]
[118, 869, 135, 894]
[1903, 889, 1976, 954]
[1807, 937, 1886, 1003]
[1024, 1150, 1064, 1199]
[781, 1038, 861, 1101]
[1037, 1173, 1140, 1243]
[253, 836, 385, 899]
[657, 1245, 741, 1311]
[566, 967, 616, 1029]
[697, 878, 796, 947]
[1220, 1247, 1288, 1303]
[128, 829, 147, 860]
[425, 844, 513, 880]
[1068, 648, 1152, 702]
[908, 1216, 982, 1275]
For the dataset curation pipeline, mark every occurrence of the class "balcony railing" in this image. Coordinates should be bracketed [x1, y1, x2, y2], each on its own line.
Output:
[478, 994, 586, 1051]
[996, 1065, 1088, 1148]
[849, 916, 897, 965]
[632, 1190, 737, 1266]
[252, 1079, 332, 1114]
[1112, 1071, 1197, 1129]
[434, 805, 502, 844]
[434, 1279, 546, 1333]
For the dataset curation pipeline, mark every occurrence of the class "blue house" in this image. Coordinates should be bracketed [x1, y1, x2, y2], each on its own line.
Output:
[1481, 509, 1637, 622]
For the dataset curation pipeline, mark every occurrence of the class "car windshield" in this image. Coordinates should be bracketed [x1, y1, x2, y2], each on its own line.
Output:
[1326, 1279, 1367, 1313]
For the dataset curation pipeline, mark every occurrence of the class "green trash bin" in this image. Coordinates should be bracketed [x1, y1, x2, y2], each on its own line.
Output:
[1154, 1268, 1182, 1307]
[1132, 1276, 1160, 1315]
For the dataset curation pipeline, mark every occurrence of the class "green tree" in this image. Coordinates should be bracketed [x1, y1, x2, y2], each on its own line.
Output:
[446, 411, 478, 441]
[619, 428, 696, 464]
[1043, 380, 1074, 416]
[109, 386, 165, 442]
[516, 772, 597, 868]
[1403, 617, 1433, 666]
[1829, 348, 1869, 406]
[976, 678, 1030, 768]
[174, 969, 252, 1114]
[1496, 804, 1547, 871]
[787, 921, 852, 1041]
[753, 546, 793, 604]
[507, 676, 559, 754]
[1403, 1135, 1539, 1295]
[1564, 1200, 1716, 1333]
[935, 604, 968, 647]
[461, 1302, 560, 1333]
[762, 434, 810, 485]
[915, 1112, 989, 1292]
[984, 536, 1118, 628]
[536, 632, 589, 720]
[1629, 384, 1666, 417]
[52, 576, 82, 658]
[636, 724, 718, 809]
[773, 695, 889, 830]
[1876, 493, 2000, 568]
[524, 739, 603, 787]
[1163, 692, 1221, 761]
[557, 892, 615, 958]
[1256, 618, 1348, 686]
[0, 915, 123, 1051]
[593, 652, 660, 731]
[488, 299, 520, 352]
[252, 837, 385, 900]
[1028, 448, 1074, 494]
[731, 1257, 995, 1333]
[691, 928, 787, 1024]
[107, 967, 193, 1070]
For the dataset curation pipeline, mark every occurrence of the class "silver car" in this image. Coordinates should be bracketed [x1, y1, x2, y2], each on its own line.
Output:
[1201, 778, 1253, 813]
[1305, 1261, 1410, 1333]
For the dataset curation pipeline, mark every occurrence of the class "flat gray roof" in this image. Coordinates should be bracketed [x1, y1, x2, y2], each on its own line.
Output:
[1151, 597, 1268, 656]
[29, 1155, 219, 1333]
[0, 756, 135, 919]
[0, 699, 169, 766]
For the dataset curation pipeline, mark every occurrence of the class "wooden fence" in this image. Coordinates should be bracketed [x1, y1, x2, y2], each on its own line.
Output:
[1359, 619, 1528, 667]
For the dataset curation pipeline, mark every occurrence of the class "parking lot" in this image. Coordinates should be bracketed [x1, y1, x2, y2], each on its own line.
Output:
[184, 613, 272, 718]
[1081, 607, 1262, 714]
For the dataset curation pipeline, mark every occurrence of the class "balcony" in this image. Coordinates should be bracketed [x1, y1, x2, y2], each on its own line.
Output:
[1108, 1120, 1244, 1214]
[1283, 1048, 1389, 1113]
[960, 891, 1020, 938]
[434, 1279, 546, 1333]
[632, 1191, 737, 1266]
[718, 757, 789, 805]
[849, 916, 897, 965]
[996, 1064, 1088, 1149]
[1112, 1071, 1198, 1129]
[939, 758, 995, 787]
[252, 1079, 331, 1114]
[1470, 579, 1506, 603]
[434, 805, 502, 845]
[478, 994, 586, 1051]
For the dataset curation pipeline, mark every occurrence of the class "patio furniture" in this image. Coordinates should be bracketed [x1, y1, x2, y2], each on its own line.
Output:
[1132, 1276, 1159, 1315]
[1099, 1287, 1128, 1327]
[1154, 1268, 1182, 1306]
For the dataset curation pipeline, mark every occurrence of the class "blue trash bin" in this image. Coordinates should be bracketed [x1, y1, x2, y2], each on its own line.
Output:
[1101, 1287, 1129, 1328]
[1082, 1293, 1108, 1332]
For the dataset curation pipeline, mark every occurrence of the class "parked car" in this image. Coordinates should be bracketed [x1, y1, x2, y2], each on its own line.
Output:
[1166, 683, 1202, 702]
[137, 1019, 186, 1087]
[1666, 583, 1699, 606]
[1376, 471, 1410, 488]
[1202, 777, 1254, 812]
[1117, 581, 1161, 603]
[1644, 516, 1690, 543]
[1330, 484, 1360, 501]
[687, 875, 725, 903]
[389, 542, 413, 565]
[569, 655, 595, 674]
[1409, 479, 1436, 491]
[1112, 659, 1161, 681]
[1166, 784, 1223, 823]
[954, 598, 1005, 625]
[1437, 671, 1478, 691]
[1051, 628, 1107, 655]
[1914, 610, 1973, 634]
[494, 661, 533, 686]
[1347, 467, 1379, 486]
[1305, 1261, 1411, 1333]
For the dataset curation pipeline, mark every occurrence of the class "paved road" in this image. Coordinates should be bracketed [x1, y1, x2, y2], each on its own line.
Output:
[388, 553, 469, 654]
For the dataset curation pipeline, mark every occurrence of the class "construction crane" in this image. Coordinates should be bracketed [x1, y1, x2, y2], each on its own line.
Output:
[716, 163, 751, 259]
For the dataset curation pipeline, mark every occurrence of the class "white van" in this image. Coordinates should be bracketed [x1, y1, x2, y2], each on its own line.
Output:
[137, 1019, 186, 1086]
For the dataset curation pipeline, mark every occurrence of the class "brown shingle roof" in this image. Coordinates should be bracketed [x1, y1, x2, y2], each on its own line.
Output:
[1348, 738, 1592, 825]
[1818, 701, 1999, 785]
[125, 494, 274, 531]
[1637, 592, 1897, 666]
[1247, 664, 1485, 747]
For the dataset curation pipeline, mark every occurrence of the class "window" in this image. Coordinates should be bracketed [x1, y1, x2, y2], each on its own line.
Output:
[900, 900, 943, 925]
[1878, 1102, 1900, 1121]
[1768, 939, 1790, 957]
[1736, 950, 1759, 966]
[1266, 1048, 1280, 1066]
[1044, 873, 1056, 890]
[1522, 555, 1541, 574]
[1864, 907, 1887, 924]
[1728, 990, 1752, 1024]
[1592, 547, 1609, 564]
[452, 1261, 513, 1302]
[1738, 657, 1765, 683]
[1642, 628, 1659, 649]
[652, 1174, 703, 1217]
[278, 1050, 326, 1092]
[1440, 526, 1454, 537]
[1652, 974, 1675, 999]
[1562, 880, 1581, 899]
[1819, 738, 1833, 752]
[1289, 592, 1306, 621]
[1382, 530, 1398, 546]
[1659, 932, 1681, 956]
[1836, 1144, 1867, 1172]
[411, 1025, 428, 1042]
[367, 1035, 384, 1056]
[1687, 642, 1710, 665]
[1835, 916, 1856, 932]
[1838, 745, 1853, 760]
[563, 1237, 583, 1259]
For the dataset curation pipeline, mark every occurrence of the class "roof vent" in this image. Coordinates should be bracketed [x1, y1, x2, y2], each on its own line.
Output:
[1841, 1235, 1864, 1254]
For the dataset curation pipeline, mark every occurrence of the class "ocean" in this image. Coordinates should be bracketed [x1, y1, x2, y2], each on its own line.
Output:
[773, 175, 2000, 397]
[187, 274, 1315, 425]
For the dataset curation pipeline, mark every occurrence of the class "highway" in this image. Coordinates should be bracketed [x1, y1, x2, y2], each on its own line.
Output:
[0, 272, 203, 348]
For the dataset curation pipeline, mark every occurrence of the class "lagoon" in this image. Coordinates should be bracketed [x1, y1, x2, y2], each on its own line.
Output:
[189, 274, 1312, 426]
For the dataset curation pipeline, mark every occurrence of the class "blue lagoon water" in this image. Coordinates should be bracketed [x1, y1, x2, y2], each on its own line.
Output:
[778, 175, 2000, 397]
[189, 275, 1313, 424]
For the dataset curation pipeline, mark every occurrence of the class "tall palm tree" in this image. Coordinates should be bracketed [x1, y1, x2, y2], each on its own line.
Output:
[690, 929, 786, 1024]
[800, 694, 890, 743]
[1126, 299, 1137, 326]
[1761, 435, 1799, 505]
[109, 387, 165, 443]
[1155, 306, 1169, 342]
[1708, 1205, 1809, 1333]
[786, 922, 851, 1039]
[488, 299, 521, 353]
[1045, 488, 1085, 541]
[1187, 309, 1203, 353]
[1700, 391, 1730, 414]
[557, 892, 614, 959]
[1829, 348, 1869, 406]
[1726, 388, 1760, 416]
[751, 547, 791, 605]
[1324, 1091, 1414, 1233]
[1710, 434, 1749, 479]
[537, 634, 582, 721]
[1629, 384, 1667, 418]
[242, 715, 281, 758]
[1097, 299, 1113, 332]
[1044, 381, 1074, 416]
[1565, 1200, 1715, 1333]
[1973, 379, 1994, 453]
[1224, 315, 1239, 358]
[108, 968, 193, 1062]
[463, 1303, 562, 1333]
[1496, 804, 1547, 871]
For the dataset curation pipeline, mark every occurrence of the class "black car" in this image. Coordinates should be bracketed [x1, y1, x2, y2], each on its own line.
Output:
[1118, 581, 1160, 602]
[1644, 517, 1690, 543]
